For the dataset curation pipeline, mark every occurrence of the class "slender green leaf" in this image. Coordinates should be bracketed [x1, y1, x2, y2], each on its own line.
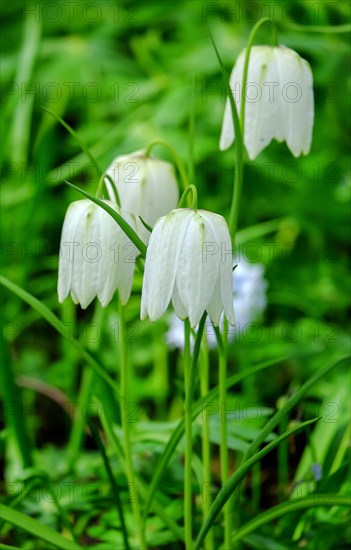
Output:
[0, 504, 82, 550]
[64, 180, 147, 256]
[0, 276, 119, 396]
[41, 107, 100, 171]
[231, 495, 351, 545]
[193, 418, 319, 549]
[1, 342, 33, 468]
[241, 356, 350, 464]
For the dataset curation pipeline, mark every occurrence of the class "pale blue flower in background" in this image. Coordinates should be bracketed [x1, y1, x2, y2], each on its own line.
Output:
[166, 258, 268, 348]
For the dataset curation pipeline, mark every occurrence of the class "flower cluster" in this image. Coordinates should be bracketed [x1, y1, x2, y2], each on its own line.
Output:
[57, 42, 313, 327]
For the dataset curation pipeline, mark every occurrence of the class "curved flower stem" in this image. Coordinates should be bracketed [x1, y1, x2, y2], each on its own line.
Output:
[188, 75, 197, 186]
[118, 300, 146, 550]
[96, 173, 121, 206]
[240, 17, 278, 130]
[209, 29, 243, 239]
[178, 184, 198, 209]
[183, 319, 193, 549]
[145, 139, 189, 191]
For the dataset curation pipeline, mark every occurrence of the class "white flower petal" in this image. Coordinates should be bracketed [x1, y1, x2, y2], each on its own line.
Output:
[202, 212, 235, 324]
[106, 150, 179, 236]
[141, 210, 193, 321]
[57, 201, 85, 303]
[244, 47, 280, 159]
[172, 282, 188, 320]
[96, 203, 121, 307]
[176, 212, 219, 327]
[117, 211, 140, 305]
[146, 160, 179, 226]
[72, 202, 100, 309]
[274, 46, 314, 157]
[206, 274, 224, 325]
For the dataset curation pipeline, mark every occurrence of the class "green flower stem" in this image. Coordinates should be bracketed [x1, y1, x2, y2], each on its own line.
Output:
[118, 301, 146, 550]
[218, 318, 232, 548]
[240, 18, 278, 130]
[228, 18, 278, 239]
[183, 319, 193, 549]
[145, 139, 189, 191]
[178, 184, 198, 209]
[200, 342, 214, 550]
[96, 172, 121, 207]
[183, 313, 208, 549]
[188, 75, 197, 186]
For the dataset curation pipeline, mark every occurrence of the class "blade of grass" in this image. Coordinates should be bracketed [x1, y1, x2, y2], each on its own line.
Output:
[0, 504, 82, 550]
[193, 418, 319, 549]
[41, 107, 101, 173]
[143, 355, 287, 517]
[231, 495, 351, 545]
[1, 342, 33, 469]
[0, 276, 119, 396]
[241, 356, 350, 464]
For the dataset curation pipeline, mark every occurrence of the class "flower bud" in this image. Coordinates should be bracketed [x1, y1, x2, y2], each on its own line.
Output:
[105, 150, 179, 233]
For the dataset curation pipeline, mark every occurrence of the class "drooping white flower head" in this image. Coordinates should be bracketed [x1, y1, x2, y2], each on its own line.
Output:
[141, 208, 235, 329]
[105, 150, 179, 231]
[220, 45, 314, 159]
[58, 199, 143, 309]
[167, 258, 267, 348]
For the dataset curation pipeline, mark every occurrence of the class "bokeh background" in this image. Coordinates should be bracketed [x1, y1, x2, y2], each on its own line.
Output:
[1, 1, 350, 548]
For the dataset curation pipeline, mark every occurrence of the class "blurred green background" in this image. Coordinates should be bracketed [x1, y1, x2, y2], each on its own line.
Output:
[1, 1, 350, 549]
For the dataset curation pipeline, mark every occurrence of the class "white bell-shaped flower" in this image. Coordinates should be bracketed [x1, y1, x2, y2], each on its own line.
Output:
[220, 45, 314, 159]
[141, 208, 235, 328]
[105, 150, 179, 229]
[58, 199, 142, 309]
